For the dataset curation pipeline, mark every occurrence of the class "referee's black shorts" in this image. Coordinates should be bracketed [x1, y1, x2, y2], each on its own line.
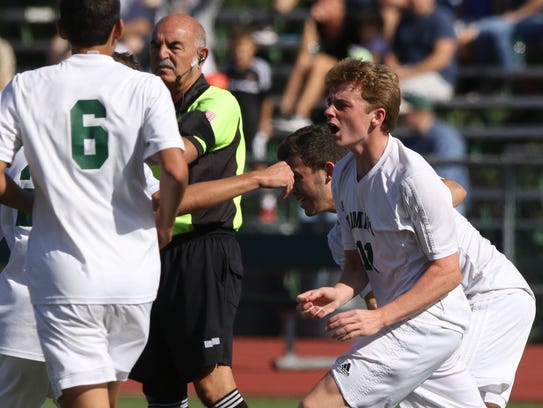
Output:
[130, 229, 244, 397]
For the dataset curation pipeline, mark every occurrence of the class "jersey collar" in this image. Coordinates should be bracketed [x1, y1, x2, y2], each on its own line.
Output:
[175, 75, 210, 115]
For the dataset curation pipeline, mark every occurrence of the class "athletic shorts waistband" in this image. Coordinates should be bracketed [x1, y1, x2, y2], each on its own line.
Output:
[171, 227, 235, 243]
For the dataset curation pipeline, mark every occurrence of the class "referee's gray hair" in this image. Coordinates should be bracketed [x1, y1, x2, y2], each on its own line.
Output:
[194, 21, 207, 49]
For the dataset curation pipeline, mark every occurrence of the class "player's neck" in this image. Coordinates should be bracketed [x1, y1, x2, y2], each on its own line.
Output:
[72, 43, 115, 56]
[354, 133, 389, 180]
[71, 29, 119, 57]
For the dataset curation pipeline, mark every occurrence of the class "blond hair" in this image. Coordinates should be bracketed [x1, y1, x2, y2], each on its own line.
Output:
[325, 58, 401, 133]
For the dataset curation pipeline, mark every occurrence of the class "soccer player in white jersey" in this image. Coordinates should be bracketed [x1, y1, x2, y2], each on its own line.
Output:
[295, 59, 486, 407]
[0, 148, 53, 407]
[0, 0, 189, 407]
[278, 124, 535, 408]
[0, 153, 164, 408]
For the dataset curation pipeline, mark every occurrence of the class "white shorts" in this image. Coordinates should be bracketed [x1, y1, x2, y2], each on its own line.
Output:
[461, 289, 535, 407]
[34, 303, 152, 400]
[400, 72, 454, 102]
[400, 289, 535, 408]
[0, 354, 53, 408]
[331, 315, 485, 407]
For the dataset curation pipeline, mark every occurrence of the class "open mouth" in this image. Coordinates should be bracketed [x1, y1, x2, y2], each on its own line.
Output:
[328, 123, 339, 134]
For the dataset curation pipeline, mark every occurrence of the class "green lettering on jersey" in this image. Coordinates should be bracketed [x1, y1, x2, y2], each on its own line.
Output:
[71, 100, 108, 169]
[356, 240, 379, 273]
[15, 165, 32, 227]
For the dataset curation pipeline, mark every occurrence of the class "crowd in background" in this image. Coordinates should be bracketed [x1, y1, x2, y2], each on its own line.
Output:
[0, 4, 539, 406]
[2, 0, 543, 223]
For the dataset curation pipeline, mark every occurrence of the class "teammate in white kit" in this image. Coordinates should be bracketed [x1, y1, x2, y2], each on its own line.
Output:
[0, 148, 53, 407]
[278, 124, 535, 408]
[0, 1, 189, 407]
[296, 59, 485, 407]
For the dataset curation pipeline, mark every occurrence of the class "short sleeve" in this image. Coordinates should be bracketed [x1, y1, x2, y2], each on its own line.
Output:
[0, 77, 23, 164]
[401, 172, 458, 260]
[143, 163, 159, 196]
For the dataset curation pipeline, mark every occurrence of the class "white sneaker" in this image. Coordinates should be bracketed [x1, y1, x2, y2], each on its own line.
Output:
[253, 26, 279, 47]
[273, 115, 312, 133]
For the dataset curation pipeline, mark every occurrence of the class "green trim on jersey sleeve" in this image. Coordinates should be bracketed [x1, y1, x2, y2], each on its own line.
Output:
[231, 121, 246, 230]
[179, 110, 213, 156]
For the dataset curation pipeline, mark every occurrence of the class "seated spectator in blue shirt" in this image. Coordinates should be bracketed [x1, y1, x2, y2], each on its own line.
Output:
[456, 0, 543, 70]
[399, 92, 470, 214]
[385, 0, 457, 101]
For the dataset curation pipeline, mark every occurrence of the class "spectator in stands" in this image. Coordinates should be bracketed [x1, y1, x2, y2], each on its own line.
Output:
[226, 28, 273, 165]
[385, 0, 458, 101]
[46, 0, 164, 68]
[0, 38, 15, 90]
[274, 0, 361, 133]
[225, 28, 279, 223]
[253, 0, 378, 46]
[46, 35, 71, 65]
[252, 0, 300, 46]
[379, 0, 458, 40]
[456, 0, 543, 70]
[120, 0, 165, 70]
[349, 7, 389, 64]
[399, 92, 470, 214]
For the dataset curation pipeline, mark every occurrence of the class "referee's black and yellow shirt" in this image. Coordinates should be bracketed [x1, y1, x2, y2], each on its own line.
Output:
[173, 75, 246, 235]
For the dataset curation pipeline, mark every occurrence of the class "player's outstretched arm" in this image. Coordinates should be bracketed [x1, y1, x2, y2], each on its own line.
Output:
[297, 250, 368, 320]
[155, 148, 189, 248]
[324, 254, 462, 342]
[371, 253, 461, 328]
[0, 161, 33, 214]
[176, 161, 294, 215]
[368, 173, 463, 329]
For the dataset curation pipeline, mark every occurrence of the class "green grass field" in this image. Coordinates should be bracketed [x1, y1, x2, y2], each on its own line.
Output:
[41, 396, 543, 407]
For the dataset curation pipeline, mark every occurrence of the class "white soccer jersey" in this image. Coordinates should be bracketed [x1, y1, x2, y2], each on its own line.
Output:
[454, 211, 534, 298]
[143, 163, 160, 197]
[0, 148, 43, 361]
[0, 53, 184, 305]
[328, 204, 534, 300]
[333, 136, 470, 333]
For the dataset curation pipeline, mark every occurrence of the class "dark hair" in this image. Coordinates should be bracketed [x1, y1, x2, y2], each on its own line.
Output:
[59, 0, 120, 48]
[277, 125, 348, 171]
[325, 58, 401, 133]
[112, 51, 142, 70]
[228, 26, 254, 47]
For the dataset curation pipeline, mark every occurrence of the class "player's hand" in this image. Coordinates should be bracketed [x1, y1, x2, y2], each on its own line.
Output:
[296, 287, 342, 319]
[256, 161, 294, 199]
[325, 309, 386, 342]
